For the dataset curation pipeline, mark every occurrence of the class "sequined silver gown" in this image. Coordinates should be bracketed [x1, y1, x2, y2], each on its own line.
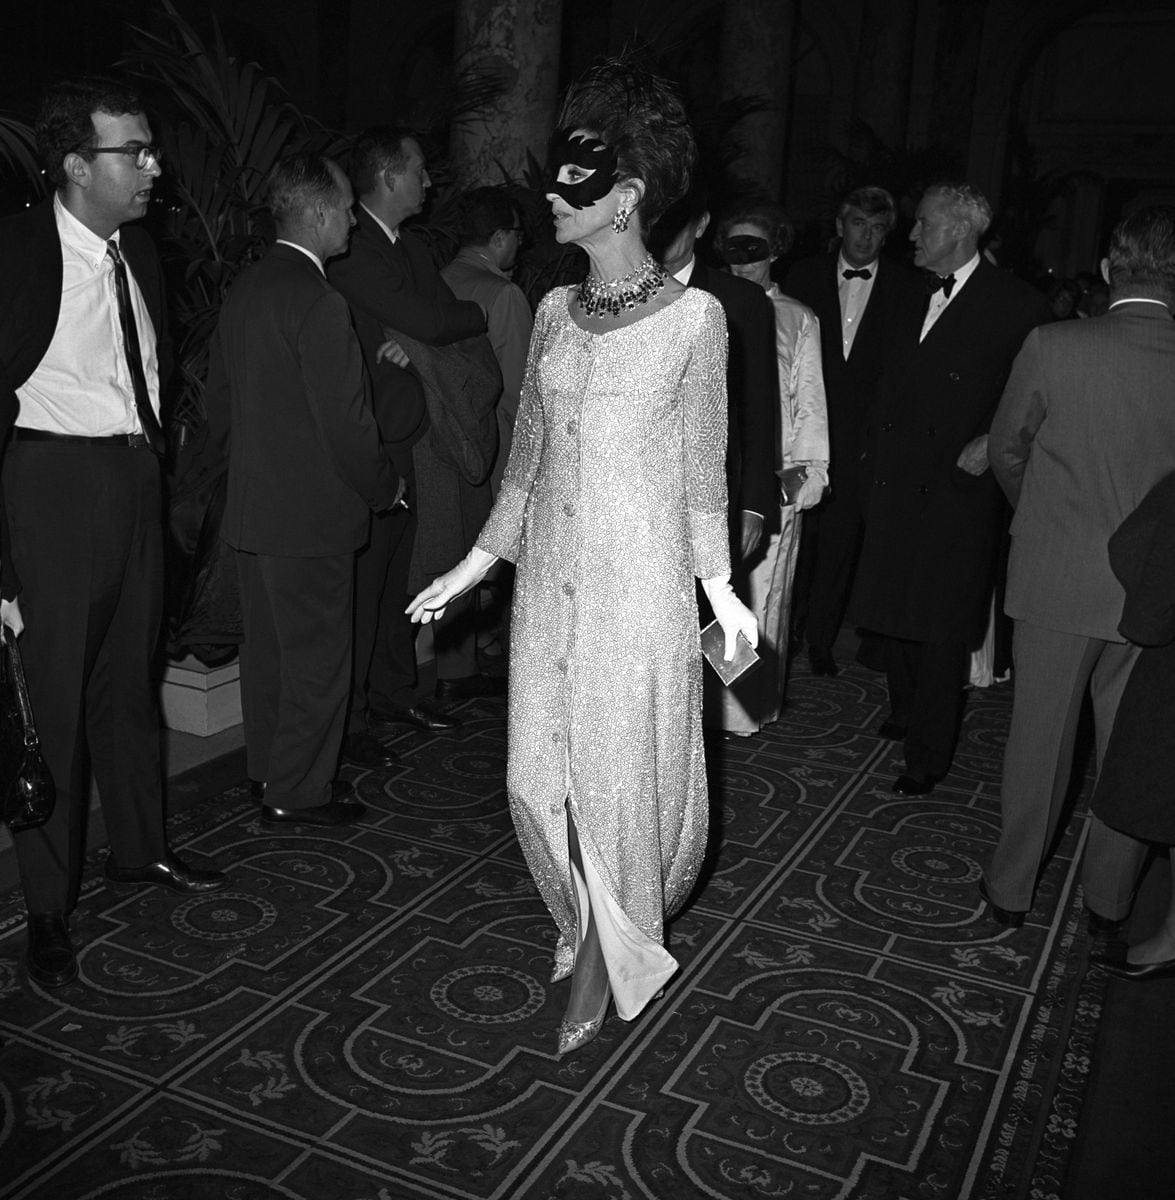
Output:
[476, 286, 730, 1019]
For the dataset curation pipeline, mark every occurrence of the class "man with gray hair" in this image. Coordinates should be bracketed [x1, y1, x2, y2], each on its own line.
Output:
[785, 185, 924, 676]
[982, 206, 1175, 930]
[205, 152, 402, 827]
[849, 180, 1050, 797]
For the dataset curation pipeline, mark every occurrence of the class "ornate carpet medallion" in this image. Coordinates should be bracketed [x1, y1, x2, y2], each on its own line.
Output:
[0, 667, 1099, 1198]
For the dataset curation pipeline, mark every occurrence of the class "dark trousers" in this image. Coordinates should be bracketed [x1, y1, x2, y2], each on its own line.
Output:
[882, 634, 969, 779]
[4, 442, 167, 915]
[793, 489, 863, 656]
[237, 550, 353, 808]
[352, 495, 419, 724]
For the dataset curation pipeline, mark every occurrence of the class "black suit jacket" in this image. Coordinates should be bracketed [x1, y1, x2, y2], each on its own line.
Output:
[784, 251, 924, 502]
[688, 260, 779, 523]
[0, 200, 171, 597]
[205, 243, 399, 556]
[850, 258, 1052, 643]
[328, 212, 485, 476]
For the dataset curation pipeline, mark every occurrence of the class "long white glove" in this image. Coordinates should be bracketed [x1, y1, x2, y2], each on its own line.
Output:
[701, 574, 759, 661]
[406, 546, 497, 624]
[790, 461, 829, 512]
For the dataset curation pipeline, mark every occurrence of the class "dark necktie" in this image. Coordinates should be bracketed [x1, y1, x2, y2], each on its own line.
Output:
[107, 240, 165, 455]
[842, 268, 872, 280]
[926, 272, 957, 298]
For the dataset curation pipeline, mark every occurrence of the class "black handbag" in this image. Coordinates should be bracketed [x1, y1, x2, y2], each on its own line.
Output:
[0, 634, 55, 832]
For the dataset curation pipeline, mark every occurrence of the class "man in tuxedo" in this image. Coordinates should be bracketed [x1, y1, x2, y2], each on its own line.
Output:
[784, 186, 924, 676]
[0, 77, 225, 989]
[850, 181, 1050, 795]
[207, 153, 401, 827]
[982, 206, 1175, 929]
[328, 127, 493, 741]
[652, 183, 778, 562]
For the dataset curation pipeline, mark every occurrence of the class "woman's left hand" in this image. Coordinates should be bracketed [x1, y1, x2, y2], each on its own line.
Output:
[702, 575, 759, 661]
[0, 597, 24, 641]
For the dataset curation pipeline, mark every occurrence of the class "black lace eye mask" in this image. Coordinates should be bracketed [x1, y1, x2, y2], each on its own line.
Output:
[546, 129, 619, 210]
[720, 235, 772, 264]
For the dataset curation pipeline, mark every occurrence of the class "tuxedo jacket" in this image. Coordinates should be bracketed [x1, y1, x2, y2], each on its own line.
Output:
[205, 243, 398, 556]
[328, 213, 485, 475]
[990, 300, 1175, 641]
[0, 200, 170, 596]
[688, 260, 779, 522]
[783, 251, 924, 499]
[851, 258, 1051, 644]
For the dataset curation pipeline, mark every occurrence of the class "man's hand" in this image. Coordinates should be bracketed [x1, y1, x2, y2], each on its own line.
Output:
[957, 434, 990, 477]
[738, 511, 765, 558]
[1, 597, 24, 641]
[376, 334, 410, 368]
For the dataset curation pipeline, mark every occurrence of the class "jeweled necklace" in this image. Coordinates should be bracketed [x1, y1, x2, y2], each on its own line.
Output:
[578, 253, 667, 319]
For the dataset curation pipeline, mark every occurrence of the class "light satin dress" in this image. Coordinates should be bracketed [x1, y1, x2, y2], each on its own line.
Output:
[476, 286, 730, 1020]
[717, 284, 829, 735]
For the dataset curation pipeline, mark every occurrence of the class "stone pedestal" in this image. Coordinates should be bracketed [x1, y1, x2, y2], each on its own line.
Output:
[159, 655, 243, 737]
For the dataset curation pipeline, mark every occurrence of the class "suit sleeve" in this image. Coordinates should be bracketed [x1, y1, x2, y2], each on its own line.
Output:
[737, 288, 780, 517]
[487, 285, 533, 426]
[989, 328, 1047, 509]
[330, 237, 485, 347]
[299, 290, 400, 511]
[784, 309, 830, 467]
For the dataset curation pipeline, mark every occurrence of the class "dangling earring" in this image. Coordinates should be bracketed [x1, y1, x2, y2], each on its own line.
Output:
[612, 205, 631, 234]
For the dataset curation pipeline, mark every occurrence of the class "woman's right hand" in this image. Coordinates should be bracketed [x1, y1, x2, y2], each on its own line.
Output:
[0, 596, 23, 641]
[406, 548, 497, 624]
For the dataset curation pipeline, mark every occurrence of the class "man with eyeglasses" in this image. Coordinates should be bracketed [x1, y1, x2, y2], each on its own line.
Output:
[0, 76, 226, 991]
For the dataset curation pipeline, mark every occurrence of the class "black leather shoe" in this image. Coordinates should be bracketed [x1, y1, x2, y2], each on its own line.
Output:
[369, 700, 462, 733]
[978, 878, 1026, 928]
[877, 720, 908, 741]
[341, 731, 399, 769]
[809, 649, 840, 677]
[892, 772, 941, 795]
[105, 852, 227, 894]
[1091, 952, 1175, 981]
[261, 799, 367, 827]
[251, 779, 353, 802]
[1086, 907, 1126, 938]
[435, 673, 508, 702]
[27, 913, 78, 988]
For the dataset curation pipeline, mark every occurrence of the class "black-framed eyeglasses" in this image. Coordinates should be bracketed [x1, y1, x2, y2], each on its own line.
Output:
[81, 144, 163, 171]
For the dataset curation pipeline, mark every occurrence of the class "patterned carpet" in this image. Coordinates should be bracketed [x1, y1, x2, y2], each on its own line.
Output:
[0, 655, 1107, 1200]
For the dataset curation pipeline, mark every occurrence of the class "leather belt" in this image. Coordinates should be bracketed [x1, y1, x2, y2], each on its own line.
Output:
[11, 428, 155, 451]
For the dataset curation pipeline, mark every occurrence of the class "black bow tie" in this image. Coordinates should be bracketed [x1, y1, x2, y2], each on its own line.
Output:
[842, 268, 872, 280]
[926, 272, 956, 298]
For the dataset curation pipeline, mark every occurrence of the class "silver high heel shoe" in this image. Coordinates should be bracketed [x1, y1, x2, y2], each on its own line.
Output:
[557, 987, 611, 1057]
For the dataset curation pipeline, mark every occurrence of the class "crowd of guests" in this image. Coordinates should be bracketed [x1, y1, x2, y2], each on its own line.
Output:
[3, 64, 1175, 1044]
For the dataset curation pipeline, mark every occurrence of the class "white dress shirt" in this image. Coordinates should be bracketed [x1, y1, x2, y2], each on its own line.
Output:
[837, 254, 877, 359]
[276, 238, 325, 274]
[920, 252, 981, 342]
[17, 194, 160, 435]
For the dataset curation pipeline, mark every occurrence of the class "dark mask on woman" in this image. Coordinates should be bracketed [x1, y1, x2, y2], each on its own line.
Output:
[546, 128, 619, 210]
[720, 235, 772, 265]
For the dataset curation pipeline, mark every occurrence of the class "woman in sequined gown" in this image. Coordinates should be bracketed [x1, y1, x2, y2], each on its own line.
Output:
[713, 204, 829, 735]
[408, 61, 758, 1052]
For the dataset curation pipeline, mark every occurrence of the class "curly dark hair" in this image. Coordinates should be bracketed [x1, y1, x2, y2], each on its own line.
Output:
[35, 76, 145, 189]
[348, 125, 419, 196]
[556, 58, 696, 230]
[1107, 206, 1175, 300]
[716, 201, 795, 258]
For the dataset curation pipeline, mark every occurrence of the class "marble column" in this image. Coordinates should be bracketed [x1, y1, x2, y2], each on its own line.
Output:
[718, 0, 798, 199]
[852, 0, 918, 150]
[450, 0, 563, 188]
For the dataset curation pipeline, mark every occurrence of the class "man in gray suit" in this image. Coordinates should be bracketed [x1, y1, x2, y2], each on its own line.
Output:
[983, 206, 1175, 929]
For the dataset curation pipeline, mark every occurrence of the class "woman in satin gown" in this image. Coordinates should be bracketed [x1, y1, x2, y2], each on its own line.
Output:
[713, 204, 829, 733]
[408, 61, 758, 1054]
